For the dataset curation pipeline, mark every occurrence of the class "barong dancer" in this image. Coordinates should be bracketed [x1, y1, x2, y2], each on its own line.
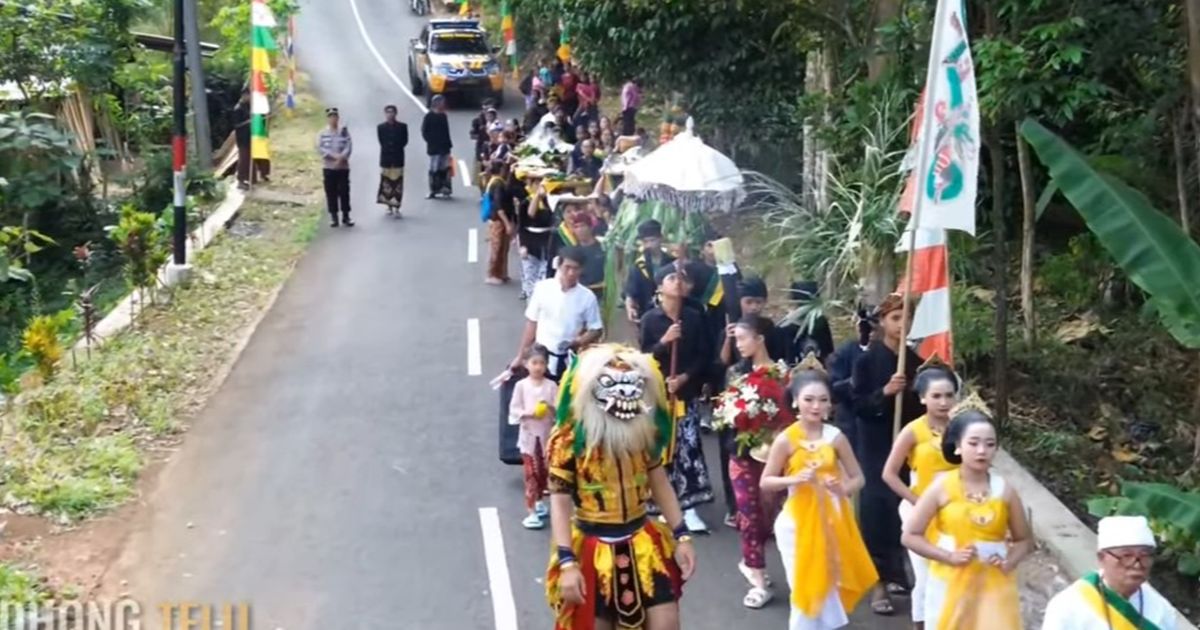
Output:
[545, 344, 697, 630]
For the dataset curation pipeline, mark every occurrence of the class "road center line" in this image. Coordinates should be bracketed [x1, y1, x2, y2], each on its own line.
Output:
[478, 507, 519, 630]
[459, 159, 472, 188]
[468, 228, 479, 263]
[346, 0, 427, 113]
[467, 318, 482, 376]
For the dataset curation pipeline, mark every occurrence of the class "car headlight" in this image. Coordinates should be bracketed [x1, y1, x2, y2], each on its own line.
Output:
[434, 63, 456, 75]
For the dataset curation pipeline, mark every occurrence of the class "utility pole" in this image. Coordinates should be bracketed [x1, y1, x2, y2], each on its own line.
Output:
[168, 0, 191, 281]
[183, 0, 212, 170]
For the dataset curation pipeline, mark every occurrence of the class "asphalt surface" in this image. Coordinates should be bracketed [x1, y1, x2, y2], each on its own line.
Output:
[104, 0, 912, 628]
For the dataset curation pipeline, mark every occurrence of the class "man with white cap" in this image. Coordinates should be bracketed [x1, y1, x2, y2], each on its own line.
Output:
[1041, 515, 1177, 629]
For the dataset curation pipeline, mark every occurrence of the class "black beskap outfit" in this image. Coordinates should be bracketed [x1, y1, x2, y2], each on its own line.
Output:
[421, 111, 453, 196]
[639, 304, 714, 511]
[829, 339, 868, 454]
[376, 121, 408, 208]
[622, 249, 674, 320]
[779, 315, 836, 365]
[233, 101, 251, 186]
[852, 339, 923, 589]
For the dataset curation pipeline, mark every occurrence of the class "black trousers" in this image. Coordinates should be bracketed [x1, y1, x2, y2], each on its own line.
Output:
[621, 108, 637, 136]
[717, 427, 736, 516]
[236, 143, 251, 184]
[323, 169, 351, 218]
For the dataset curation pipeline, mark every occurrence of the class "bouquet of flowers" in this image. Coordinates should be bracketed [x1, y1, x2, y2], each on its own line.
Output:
[714, 363, 791, 461]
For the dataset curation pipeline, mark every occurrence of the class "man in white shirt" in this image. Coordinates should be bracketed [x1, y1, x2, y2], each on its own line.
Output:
[1042, 515, 1179, 630]
[511, 246, 603, 380]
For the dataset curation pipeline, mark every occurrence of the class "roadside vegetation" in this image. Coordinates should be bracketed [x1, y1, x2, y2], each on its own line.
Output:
[1, 0, 312, 602]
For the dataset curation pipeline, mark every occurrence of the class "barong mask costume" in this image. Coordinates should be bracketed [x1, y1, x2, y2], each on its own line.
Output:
[545, 344, 683, 630]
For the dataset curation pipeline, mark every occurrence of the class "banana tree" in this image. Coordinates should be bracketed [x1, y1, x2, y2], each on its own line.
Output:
[1020, 119, 1200, 462]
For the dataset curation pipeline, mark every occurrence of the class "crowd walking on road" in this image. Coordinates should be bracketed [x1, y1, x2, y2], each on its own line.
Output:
[308, 39, 1176, 630]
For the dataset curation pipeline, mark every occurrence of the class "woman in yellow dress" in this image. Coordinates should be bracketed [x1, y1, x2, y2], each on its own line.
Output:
[881, 358, 960, 629]
[761, 358, 878, 629]
[901, 398, 1033, 630]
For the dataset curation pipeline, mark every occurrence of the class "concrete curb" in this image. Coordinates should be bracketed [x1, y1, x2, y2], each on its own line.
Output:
[995, 449, 1197, 629]
[76, 187, 247, 352]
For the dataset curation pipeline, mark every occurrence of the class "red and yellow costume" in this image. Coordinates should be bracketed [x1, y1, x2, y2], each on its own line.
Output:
[545, 344, 683, 630]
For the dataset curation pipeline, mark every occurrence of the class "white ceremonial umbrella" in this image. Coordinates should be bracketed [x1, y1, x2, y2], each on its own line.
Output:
[620, 119, 745, 213]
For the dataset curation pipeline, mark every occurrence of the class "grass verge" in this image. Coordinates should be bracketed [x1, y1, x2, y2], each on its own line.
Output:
[0, 81, 324, 526]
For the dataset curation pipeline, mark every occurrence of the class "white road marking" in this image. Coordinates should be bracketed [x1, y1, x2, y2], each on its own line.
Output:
[467, 318, 482, 376]
[459, 159, 472, 187]
[346, 0, 428, 114]
[468, 228, 479, 263]
[478, 507, 519, 630]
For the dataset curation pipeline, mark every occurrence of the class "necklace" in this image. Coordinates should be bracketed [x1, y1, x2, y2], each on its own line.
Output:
[1096, 581, 1144, 630]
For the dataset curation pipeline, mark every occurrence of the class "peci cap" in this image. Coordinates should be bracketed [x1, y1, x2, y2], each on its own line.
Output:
[637, 219, 663, 239]
[739, 277, 768, 300]
[1097, 516, 1157, 551]
[654, 263, 681, 287]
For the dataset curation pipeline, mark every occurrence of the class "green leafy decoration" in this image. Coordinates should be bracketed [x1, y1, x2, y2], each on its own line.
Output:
[1020, 119, 1200, 348]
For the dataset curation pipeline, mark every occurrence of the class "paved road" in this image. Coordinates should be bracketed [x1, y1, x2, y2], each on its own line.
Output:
[104, 1, 912, 628]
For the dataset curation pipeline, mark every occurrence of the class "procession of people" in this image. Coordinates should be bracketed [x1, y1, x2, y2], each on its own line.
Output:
[309, 41, 1179, 630]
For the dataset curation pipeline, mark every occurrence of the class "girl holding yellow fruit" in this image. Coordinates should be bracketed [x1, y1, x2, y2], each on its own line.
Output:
[511, 344, 561, 529]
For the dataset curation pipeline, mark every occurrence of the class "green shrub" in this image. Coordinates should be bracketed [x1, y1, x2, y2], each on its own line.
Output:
[950, 284, 997, 366]
[1038, 233, 1112, 311]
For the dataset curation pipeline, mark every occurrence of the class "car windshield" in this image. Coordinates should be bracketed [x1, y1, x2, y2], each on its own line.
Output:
[429, 32, 489, 55]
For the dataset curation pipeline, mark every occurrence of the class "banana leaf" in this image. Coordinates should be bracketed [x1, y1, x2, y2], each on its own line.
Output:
[1020, 119, 1200, 348]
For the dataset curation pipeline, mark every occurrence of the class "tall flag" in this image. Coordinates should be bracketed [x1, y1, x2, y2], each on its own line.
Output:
[285, 15, 295, 110]
[556, 19, 570, 62]
[501, 0, 517, 77]
[250, 0, 277, 160]
[893, 0, 980, 365]
[459, 0, 470, 16]
[896, 227, 953, 363]
[897, 0, 979, 236]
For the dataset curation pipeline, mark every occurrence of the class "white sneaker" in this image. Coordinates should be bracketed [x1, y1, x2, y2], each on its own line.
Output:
[683, 509, 709, 533]
[535, 500, 549, 518]
[522, 513, 545, 530]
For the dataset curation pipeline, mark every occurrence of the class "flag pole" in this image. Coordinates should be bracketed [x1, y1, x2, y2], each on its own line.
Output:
[893, 0, 949, 438]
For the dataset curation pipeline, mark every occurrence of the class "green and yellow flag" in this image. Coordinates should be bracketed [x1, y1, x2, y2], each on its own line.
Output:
[501, 0, 516, 76]
[459, 0, 470, 16]
[556, 19, 570, 62]
[250, 0, 277, 160]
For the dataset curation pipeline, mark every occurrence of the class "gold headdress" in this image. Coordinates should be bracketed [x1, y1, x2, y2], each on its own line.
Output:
[917, 353, 951, 374]
[791, 351, 828, 379]
[951, 389, 992, 418]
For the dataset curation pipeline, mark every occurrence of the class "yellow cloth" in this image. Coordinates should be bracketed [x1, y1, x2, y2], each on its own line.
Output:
[546, 423, 657, 526]
[906, 415, 958, 540]
[928, 471, 1021, 630]
[907, 415, 957, 497]
[545, 519, 677, 630]
[781, 423, 878, 617]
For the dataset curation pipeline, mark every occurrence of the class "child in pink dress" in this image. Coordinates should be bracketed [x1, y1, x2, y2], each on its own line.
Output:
[509, 345, 559, 529]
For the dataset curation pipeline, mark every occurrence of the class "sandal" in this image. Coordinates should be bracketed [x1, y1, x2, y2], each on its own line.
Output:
[743, 586, 773, 609]
[870, 593, 895, 615]
[886, 582, 910, 596]
[738, 560, 772, 589]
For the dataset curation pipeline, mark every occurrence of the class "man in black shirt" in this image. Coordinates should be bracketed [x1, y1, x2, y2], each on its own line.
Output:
[638, 264, 714, 532]
[574, 219, 606, 299]
[853, 292, 923, 613]
[376, 104, 408, 217]
[421, 95, 453, 199]
[232, 89, 252, 190]
[623, 220, 674, 323]
[469, 101, 498, 191]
